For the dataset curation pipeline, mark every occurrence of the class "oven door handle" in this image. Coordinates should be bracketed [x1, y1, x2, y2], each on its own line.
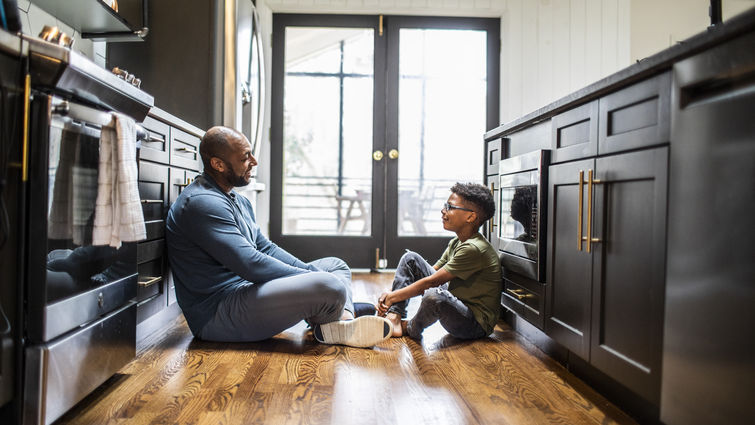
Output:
[489, 182, 498, 236]
[51, 99, 149, 142]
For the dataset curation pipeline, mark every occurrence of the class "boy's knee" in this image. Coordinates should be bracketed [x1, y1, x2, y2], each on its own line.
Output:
[399, 250, 423, 266]
[420, 288, 446, 307]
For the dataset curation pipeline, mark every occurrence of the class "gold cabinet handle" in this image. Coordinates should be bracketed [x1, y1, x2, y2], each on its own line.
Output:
[585, 169, 602, 253]
[578, 170, 584, 250]
[138, 276, 162, 287]
[174, 178, 193, 188]
[175, 147, 198, 154]
[388, 149, 399, 160]
[372, 150, 384, 161]
[506, 288, 527, 300]
[140, 199, 163, 204]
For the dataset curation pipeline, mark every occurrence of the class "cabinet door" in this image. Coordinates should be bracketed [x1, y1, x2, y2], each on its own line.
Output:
[590, 147, 668, 404]
[136, 239, 168, 324]
[545, 159, 594, 360]
[551, 100, 598, 164]
[598, 72, 670, 155]
[139, 116, 170, 164]
[170, 127, 202, 170]
[137, 161, 169, 241]
[169, 168, 191, 204]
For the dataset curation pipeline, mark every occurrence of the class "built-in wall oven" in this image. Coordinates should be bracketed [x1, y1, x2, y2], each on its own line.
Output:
[16, 35, 153, 425]
[497, 150, 550, 282]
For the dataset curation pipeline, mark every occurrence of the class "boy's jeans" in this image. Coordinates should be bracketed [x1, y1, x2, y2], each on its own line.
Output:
[387, 251, 486, 340]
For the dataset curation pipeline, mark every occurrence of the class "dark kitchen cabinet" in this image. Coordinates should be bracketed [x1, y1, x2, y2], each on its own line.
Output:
[547, 147, 668, 404]
[551, 100, 598, 164]
[139, 116, 171, 164]
[502, 269, 545, 329]
[485, 11, 755, 421]
[598, 73, 670, 155]
[550, 73, 670, 164]
[135, 109, 203, 338]
[545, 158, 593, 358]
[169, 127, 202, 170]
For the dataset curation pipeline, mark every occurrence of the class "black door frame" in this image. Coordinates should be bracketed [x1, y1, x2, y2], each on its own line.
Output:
[270, 14, 499, 268]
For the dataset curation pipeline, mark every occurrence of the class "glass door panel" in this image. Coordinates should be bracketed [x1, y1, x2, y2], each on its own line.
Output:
[282, 27, 374, 236]
[397, 29, 487, 237]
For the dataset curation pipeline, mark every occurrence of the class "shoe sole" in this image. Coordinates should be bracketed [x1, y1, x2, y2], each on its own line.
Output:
[313, 316, 392, 348]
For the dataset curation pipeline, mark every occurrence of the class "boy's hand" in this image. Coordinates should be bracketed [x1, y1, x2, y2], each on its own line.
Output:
[377, 292, 393, 316]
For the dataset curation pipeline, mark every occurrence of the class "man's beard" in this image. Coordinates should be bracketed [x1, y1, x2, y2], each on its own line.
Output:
[224, 167, 251, 188]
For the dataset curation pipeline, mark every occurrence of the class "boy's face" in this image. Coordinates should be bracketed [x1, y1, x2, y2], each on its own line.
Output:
[441, 193, 478, 233]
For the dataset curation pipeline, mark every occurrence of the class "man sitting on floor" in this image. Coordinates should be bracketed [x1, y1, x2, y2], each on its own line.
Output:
[166, 126, 391, 348]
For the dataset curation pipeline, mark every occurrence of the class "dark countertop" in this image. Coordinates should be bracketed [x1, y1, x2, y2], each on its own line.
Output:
[148, 106, 205, 137]
[485, 7, 755, 141]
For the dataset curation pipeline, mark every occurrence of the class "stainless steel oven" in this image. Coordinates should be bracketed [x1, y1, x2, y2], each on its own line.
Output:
[16, 34, 153, 425]
[497, 150, 550, 282]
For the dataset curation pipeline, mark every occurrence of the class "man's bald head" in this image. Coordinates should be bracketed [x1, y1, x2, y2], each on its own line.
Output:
[199, 126, 245, 171]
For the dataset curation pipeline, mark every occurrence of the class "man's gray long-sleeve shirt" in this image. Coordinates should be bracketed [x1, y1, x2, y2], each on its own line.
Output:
[166, 173, 316, 335]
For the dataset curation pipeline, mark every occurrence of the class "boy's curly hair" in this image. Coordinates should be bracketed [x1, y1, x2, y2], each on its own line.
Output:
[450, 182, 496, 224]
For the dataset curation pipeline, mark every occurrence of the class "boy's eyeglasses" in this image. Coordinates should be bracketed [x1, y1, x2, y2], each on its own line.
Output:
[442, 202, 475, 213]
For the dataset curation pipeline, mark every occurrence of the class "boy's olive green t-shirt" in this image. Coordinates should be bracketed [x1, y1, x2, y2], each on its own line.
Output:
[434, 233, 503, 334]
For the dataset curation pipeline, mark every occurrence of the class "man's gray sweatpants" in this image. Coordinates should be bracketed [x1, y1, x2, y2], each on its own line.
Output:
[199, 257, 353, 342]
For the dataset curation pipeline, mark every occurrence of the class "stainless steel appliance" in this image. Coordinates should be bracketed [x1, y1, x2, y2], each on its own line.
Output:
[661, 30, 755, 425]
[16, 35, 153, 425]
[497, 150, 549, 282]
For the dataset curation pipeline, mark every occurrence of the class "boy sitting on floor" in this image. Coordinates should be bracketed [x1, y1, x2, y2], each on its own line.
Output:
[377, 182, 503, 340]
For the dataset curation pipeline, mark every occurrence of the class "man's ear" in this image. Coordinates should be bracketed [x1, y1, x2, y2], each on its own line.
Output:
[210, 157, 225, 173]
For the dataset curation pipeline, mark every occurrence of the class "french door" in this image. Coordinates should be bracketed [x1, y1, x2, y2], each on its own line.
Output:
[270, 14, 499, 268]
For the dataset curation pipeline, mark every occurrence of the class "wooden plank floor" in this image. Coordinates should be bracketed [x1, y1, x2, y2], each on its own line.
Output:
[57, 272, 637, 425]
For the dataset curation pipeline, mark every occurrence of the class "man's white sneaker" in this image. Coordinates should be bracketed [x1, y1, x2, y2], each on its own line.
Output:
[313, 316, 392, 348]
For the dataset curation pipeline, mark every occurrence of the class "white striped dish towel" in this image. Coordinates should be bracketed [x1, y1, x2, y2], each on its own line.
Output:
[92, 112, 146, 248]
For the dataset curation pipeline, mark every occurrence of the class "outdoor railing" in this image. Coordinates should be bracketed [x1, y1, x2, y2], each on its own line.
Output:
[281, 175, 458, 236]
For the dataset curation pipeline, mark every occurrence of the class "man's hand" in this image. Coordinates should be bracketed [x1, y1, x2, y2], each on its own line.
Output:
[377, 292, 394, 316]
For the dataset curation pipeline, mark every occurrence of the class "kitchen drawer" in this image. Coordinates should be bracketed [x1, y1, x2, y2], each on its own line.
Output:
[599, 72, 671, 155]
[506, 120, 552, 157]
[170, 167, 196, 204]
[137, 238, 165, 264]
[139, 116, 170, 164]
[551, 100, 598, 163]
[485, 139, 502, 176]
[136, 238, 167, 321]
[170, 127, 201, 170]
[501, 269, 545, 330]
[137, 257, 164, 303]
[137, 161, 168, 241]
[23, 302, 136, 425]
[137, 239, 165, 301]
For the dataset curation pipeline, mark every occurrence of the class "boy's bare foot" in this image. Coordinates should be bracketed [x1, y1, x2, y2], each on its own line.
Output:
[386, 313, 404, 337]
